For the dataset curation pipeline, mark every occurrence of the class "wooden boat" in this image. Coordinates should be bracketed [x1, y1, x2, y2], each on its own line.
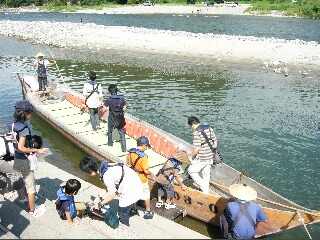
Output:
[16, 73, 320, 238]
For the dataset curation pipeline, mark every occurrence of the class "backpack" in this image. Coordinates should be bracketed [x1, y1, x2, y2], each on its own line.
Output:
[0, 134, 14, 161]
[37, 60, 47, 78]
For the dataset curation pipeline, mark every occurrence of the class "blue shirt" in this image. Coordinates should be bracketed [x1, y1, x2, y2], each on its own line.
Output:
[226, 201, 268, 238]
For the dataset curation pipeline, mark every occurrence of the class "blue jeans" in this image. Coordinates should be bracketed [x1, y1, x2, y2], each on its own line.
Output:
[107, 116, 126, 152]
[89, 108, 100, 130]
[118, 204, 133, 226]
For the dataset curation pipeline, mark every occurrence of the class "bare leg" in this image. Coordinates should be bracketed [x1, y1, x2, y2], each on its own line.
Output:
[28, 193, 35, 212]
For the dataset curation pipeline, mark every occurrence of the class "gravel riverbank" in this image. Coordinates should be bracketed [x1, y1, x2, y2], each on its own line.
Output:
[0, 19, 319, 71]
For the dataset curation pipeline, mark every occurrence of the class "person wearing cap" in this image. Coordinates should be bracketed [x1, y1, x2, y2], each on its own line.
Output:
[9, 100, 47, 217]
[187, 116, 218, 194]
[79, 156, 144, 227]
[153, 151, 190, 209]
[0, 134, 43, 204]
[220, 184, 268, 239]
[82, 70, 103, 131]
[32, 52, 56, 97]
[126, 136, 154, 219]
[103, 84, 127, 152]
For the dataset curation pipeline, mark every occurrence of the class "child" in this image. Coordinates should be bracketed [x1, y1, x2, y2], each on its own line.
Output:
[126, 136, 154, 219]
[153, 151, 191, 209]
[56, 179, 86, 226]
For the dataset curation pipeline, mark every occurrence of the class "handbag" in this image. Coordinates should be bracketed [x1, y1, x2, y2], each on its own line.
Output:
[99, 200, 119, 229]
[199, 130, 223, 165]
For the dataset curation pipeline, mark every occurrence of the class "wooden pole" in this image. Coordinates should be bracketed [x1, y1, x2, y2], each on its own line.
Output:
[210, 180, 320, 217]
[50, 52, 66, 85]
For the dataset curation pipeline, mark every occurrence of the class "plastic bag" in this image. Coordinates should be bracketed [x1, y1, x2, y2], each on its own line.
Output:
[27, 153, 38, 170]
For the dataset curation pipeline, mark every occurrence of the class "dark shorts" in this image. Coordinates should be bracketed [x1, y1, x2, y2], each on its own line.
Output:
[157, 182, 174, 199]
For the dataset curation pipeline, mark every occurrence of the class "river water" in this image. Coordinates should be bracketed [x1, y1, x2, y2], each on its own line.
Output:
[0, 12, 319, 239]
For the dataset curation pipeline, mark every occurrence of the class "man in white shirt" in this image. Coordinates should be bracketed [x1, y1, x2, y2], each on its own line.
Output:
[82, 70, 103, 131]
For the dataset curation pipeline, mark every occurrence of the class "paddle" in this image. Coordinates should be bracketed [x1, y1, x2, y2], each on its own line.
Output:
[209, 180, 320, 217]
[50, 52, 66, 85]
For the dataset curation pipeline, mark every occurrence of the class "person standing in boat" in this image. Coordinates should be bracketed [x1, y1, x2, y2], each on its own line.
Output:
[103, 84, 126, 152]
[9, 100, 47, 217]
[126, 136, 154, 219]
[220, 184, 268, 239]
[82, 70, 103, 131]
[187, 116, 217, 194]
[32, 52, 56, 97]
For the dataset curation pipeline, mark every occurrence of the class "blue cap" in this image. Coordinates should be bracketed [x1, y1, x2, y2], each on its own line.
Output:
[137, 136, 151, 147]
[14, 100, 35, 112]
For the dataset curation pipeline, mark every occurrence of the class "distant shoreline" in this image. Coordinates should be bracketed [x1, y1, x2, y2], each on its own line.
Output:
[0, 4, 291, 18]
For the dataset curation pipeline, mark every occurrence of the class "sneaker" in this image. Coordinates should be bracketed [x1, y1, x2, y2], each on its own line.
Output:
[19, 195, 39, 204]
[29, 204, 46, 218]
[143, 210, 154, 219]
[129, 208, 139, 216]
[156, 201, 163, 208]
[164, 202, 176, 209]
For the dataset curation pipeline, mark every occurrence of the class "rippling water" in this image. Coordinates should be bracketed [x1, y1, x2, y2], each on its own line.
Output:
[0, 12, 319, 238]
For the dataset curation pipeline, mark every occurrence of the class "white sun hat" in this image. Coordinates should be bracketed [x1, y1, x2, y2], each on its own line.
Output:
[229, 184, 257, 201]
[35, 52, 45, 58]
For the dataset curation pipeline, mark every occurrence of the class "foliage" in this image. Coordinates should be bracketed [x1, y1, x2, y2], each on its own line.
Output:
[0, 0, 319, 18]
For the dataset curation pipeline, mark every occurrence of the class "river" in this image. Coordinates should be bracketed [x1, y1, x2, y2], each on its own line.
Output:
[0, 12, 319, 239]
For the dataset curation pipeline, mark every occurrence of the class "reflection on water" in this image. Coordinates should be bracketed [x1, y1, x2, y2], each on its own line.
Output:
[0, 39, 319, 238]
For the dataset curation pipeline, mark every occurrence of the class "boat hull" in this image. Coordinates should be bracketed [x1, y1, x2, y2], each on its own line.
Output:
[16, 74, 320, 238]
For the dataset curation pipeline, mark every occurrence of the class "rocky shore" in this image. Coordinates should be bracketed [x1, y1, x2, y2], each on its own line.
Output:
[0, 19, 319, 71]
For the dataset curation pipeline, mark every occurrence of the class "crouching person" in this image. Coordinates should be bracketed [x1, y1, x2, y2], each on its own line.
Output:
[79, 156, 144, 227]
[154, 151, 191, 209]
[56, 179, 86, 226]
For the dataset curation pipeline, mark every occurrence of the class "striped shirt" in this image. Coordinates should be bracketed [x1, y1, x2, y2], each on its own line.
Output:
[193, 126, 217, 162]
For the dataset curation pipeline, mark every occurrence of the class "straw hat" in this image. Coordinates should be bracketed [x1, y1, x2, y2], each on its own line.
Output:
[35, 52, 45, 58]
[229, 184, 257, 201]
[172, 151, 191, 165]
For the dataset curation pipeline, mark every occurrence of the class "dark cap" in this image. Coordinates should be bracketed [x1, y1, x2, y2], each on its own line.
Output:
[137, 136, 151, 147]
[14, 100, 35, 112]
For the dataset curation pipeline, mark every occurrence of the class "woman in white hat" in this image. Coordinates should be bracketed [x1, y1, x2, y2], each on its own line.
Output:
[32, 52, 56, 97]
[220, 184, 268, 239]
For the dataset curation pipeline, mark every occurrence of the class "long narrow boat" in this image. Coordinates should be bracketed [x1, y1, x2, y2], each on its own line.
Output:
[16, 73, 320, 238]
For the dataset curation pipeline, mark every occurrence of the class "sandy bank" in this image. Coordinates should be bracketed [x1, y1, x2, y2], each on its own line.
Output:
[76, 4, 253, 16]
[0, 20, 319, 71]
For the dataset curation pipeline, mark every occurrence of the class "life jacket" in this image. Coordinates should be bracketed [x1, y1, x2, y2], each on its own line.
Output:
[127, 148, 147, 174]
[56, 187, 76, 220]
[99, 161, 125, 190]
[0, 134, 14, 161]
[156, 158, 180, 182]
[10, 121, 33, 149]
[196, 124, 214, 146]
[37, 60, 47, 78]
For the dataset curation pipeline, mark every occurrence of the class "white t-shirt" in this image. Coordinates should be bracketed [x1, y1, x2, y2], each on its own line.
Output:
[103, 164, 144, 207]
[82, 82, 103, 108]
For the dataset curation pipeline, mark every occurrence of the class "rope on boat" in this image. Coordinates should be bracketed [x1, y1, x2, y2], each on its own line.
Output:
[297, 211, 313, 239]
[209, 180, 320, 217]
